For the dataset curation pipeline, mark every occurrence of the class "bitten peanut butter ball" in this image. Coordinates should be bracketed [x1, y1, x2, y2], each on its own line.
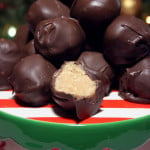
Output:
[9, 54, 56, 106]
[0, 38, 22, 90]
[26, 0, 70, 32]
[119, 56, 150, 104]
[51, 61, 105, 120]
[103, 15, 150, 66]
[34, 16, 85, 67]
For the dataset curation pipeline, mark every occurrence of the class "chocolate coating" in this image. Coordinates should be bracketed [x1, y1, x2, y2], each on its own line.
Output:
[51, 61, 105, 120]
[104, 15, 150, 66]
[34, 16, 85, 67]
[26, 0, 70, 32]
[0, 39, 22, 90]
[22, 39, 36, 57]
[9, 54, 56, 106]
[71, 0, 121, 48]
[52, 84, 104, 120]
[14, 24, 33, 49]
[119, 56, 150, 103]
[77, 51, 114, 95]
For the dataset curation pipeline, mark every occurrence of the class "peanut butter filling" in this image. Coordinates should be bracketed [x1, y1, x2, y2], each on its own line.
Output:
[54, 62, 97, 99]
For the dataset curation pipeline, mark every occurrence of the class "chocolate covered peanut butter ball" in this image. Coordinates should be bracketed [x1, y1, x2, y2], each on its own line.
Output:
[103, 15, 150, 66]
[26, 0, 70, 32]
[119, 56, 150, 104]
[71, 0, 121, 48]
[34, 16, 85, 67]
[0, 39, 22, 90]
[51, 51, 114, 120]
[9, 54, 56, 106]
[51, 61, 104, 120]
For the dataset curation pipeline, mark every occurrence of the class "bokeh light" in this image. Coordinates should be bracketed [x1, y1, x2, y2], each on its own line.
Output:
[7, 26, 17, 38]
[121, 0, 142, 16]
[145, 16, 150, 24]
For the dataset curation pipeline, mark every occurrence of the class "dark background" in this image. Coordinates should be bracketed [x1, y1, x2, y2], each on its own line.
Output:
[0, 0, 149, 39]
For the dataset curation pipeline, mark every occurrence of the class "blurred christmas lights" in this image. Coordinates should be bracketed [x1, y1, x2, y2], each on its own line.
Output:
[145, 16, 150, 24]
[7, 26, 17, 38]
[121, 0, 142, 16]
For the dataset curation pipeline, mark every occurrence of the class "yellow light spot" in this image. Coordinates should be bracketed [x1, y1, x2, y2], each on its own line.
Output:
[122, 0, 136, 9]
[8, 26, 17, 38]
[145, 16, 150, 24]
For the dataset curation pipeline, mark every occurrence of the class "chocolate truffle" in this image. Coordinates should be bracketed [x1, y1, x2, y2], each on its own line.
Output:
[119, 56, 150, 104]
[71, 0, 121, 48]
[34, 16, 85, 67]
[51, 61, 105, 120]
[14, 24, 33, 49]
[9, 54, 56, 106]
[103, 15, 150, 66]
[0, 38, 22, 90]
[77, 51, 114, 96]
[22, 39, 36, 57]
[26, 0, 70, 32]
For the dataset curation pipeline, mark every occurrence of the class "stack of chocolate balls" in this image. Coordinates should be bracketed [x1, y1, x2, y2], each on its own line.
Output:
[0, 0, 150, 120]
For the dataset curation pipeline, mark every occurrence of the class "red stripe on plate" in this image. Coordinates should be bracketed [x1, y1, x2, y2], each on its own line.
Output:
[101, 100, 150, 108]
[29, 117, 133, 124]
[0, 99, 19, 108]
[0, 99, 54, 108]
[4, 90, 13, 92]
[80, 117, 133, 124]
[1, 98, 150, 109]
[111, 90, 118, 92]
[29, 117, 78, 124]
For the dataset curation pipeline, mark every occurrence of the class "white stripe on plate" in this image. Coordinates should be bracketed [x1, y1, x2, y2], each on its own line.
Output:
[103, 91, 122, 100]
[0, 108, 150, 118]
[94, 108, 150, 118]
[0, 91, 122, 100]
[0, 108, 58, 118]
[0, 91, 14, 99]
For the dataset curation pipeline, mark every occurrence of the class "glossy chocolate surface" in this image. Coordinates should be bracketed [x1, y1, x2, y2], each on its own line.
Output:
[52, 84, 104, 120]
[77, 51, 114, 95]
[9, 54, 56, 106]
[0, 39, 22, 90]
[104, 15, 150, 66]
[26, 0, 70, 32]
[71, 0, 121, 49]
[119, 56, 150, 103]
[22, 39, 36, 57]
[34, 16, 85, 67]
